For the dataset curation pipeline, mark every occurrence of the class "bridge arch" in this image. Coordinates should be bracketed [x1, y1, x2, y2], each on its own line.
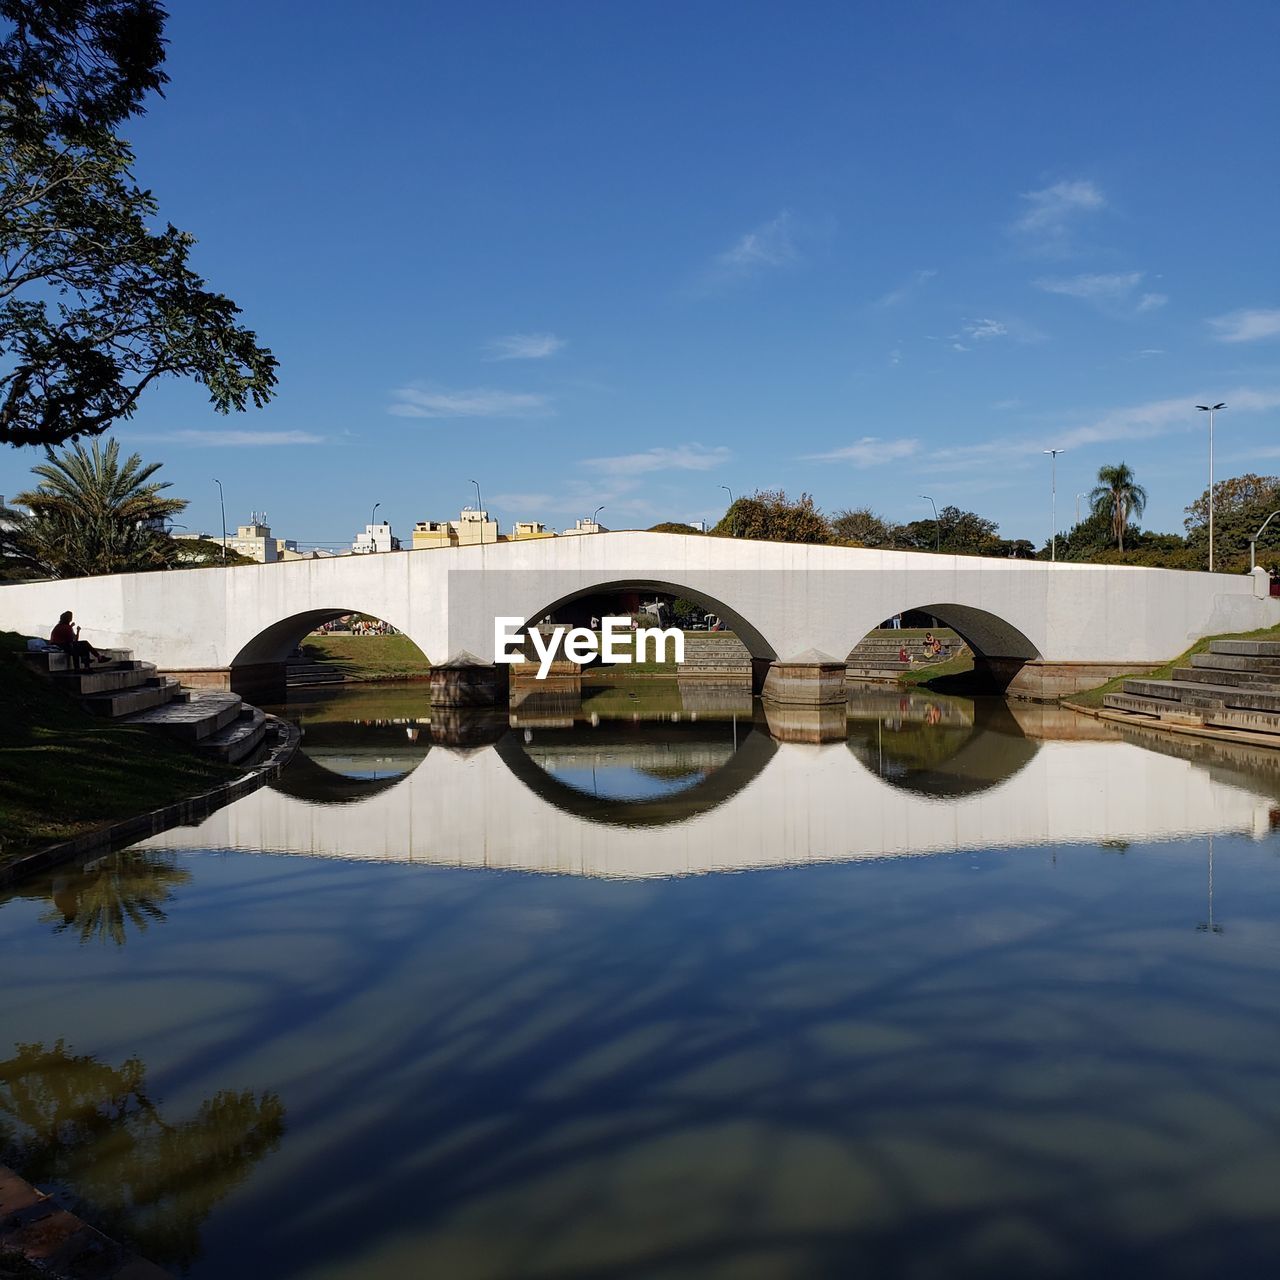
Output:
[229, 607, 430, 667]
[517, 578, 778, 660]
[858, 602, 1041, 664]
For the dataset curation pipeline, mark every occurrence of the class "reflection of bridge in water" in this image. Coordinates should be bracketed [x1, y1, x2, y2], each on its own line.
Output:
[141, 690, 1280, 877]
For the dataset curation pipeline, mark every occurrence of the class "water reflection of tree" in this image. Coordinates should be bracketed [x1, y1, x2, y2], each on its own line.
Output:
[39, 849, 191, 946]
[0, 1040, 284, 1271]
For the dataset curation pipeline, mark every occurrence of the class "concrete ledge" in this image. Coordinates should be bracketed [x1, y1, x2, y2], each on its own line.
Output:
[0, 1163, 171, 1278]
[1065, 700, 1280, 751]
[0, 716, 301, 890]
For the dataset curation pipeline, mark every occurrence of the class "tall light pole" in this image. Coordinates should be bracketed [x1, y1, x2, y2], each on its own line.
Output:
[592, 504, 605, 531]
[1043, 449, 1065, 561]
[720, 485, 734, 536]
[469, 479, 483, 544]
[1196, 404, 1226, 571]
[213, 478, 227, 563]
[1075, 493, 1085, 526]
[370, 502, 381, 553]
[918, 494, 939, 551]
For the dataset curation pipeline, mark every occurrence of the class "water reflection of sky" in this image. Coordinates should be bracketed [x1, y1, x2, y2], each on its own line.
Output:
[4, 682, 1280, 1279]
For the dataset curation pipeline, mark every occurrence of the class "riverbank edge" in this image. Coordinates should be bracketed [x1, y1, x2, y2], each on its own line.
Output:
[1062, 699, 1280, 751]
[0, 715, 302, 890]
[1, 1163, 171, 1279]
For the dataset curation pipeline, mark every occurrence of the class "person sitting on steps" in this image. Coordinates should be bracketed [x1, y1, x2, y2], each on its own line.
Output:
[49, 611, 109, 671]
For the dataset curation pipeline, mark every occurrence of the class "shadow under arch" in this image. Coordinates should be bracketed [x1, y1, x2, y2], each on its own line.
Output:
[871, 602, 1042, 663]
[230, 608, 430, 666]
[269, 747, 427, 805]
[523, 579, 778, 660]
[847, 698, 1041, 798]
[494, 724, 779, 827]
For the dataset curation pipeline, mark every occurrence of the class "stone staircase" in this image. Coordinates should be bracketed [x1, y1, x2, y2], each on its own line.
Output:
[846, 631, 968, 680]
[678, 633, 753, 679]
[25, 648, 269, 764]
[1103, 639, 1280, 736]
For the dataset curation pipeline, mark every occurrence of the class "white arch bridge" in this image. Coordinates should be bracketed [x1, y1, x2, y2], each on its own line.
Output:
[1, 532, 1276, 702]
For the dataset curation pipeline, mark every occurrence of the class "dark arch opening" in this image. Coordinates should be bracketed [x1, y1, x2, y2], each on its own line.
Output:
[494, 722, 778, 827]
[230, 609, 429, 667]
[521, 579, 777, 661]
[846, 696, 1040, 798]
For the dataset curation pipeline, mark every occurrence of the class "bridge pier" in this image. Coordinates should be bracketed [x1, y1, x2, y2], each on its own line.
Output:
[162, 662, 288, 705]
[760, 653, 847, 707]
[429, 653, 510, 707]
[975, 657, 1163, 702]
[762, 699, 847, 743]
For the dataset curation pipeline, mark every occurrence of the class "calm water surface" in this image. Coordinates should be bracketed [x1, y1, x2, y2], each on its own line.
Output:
[3, 679, 1280, 1279]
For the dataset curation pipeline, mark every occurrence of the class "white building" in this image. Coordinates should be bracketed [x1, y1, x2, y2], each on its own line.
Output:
[353, 520, 400, 554]
[560, 517, 609, 536]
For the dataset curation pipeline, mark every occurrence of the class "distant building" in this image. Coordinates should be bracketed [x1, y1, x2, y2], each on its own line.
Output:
[227, 514, 279, 563]
[410, 508, 527, 550]
[353, 520, 400, 554]
[560, 517, 608, 536]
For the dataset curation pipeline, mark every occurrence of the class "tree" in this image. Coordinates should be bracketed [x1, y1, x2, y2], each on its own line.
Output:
[712, 489, 831, 544]
[1, 0, 277, 447]
[898, 505, 1002, 556]
[830, 507, 893, 546]
[1183, 473, 1280, 571]
[2, 436, 185, 576]
[647, 521, 705, 534]
[1089, 462, 1147, 553]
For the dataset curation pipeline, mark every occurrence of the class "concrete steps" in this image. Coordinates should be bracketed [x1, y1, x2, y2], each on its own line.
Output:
[54, 660, 158, 696]
[197, 705, 267, 763]
[1104, 638, 1280, 735]
[122, 690, 244, 742]
[83, 676, 181, 719]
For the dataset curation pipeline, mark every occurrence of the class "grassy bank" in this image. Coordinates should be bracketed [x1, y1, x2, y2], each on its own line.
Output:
[0, 633, 235, 861]
[1068, 621, 1280, 710]
[302, 633, 432, 680]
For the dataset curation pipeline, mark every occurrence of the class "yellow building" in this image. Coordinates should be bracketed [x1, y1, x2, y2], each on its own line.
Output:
[411, 511, 551, 550]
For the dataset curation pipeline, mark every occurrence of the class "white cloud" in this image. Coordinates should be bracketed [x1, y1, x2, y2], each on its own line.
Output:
[484, 332, 565, 360]
[145, 430, 326, 447]
[806, 436, 920, 466]
[389, 387, 551, 418]
[1013, 179, 1106, 235]
[876, 269, 937, 307]
[583, 444, 730, 476]
[927, 386, 1280, 473]
[717, 212, 797, 272]
[1035, 271, 1142, 301]
[1136, 292, 1168, 312]
[1208, 308, 1280, 343]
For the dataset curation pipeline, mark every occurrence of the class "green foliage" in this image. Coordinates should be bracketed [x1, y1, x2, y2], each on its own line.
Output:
[0, 1037, 284, 1269]
[830, 506, 892, 546]
[712, 489, 831, 544]
[1, 1, 277, 447]
[669, 597, 703, 627]
[2, 436, 185, 576]
[647, 521, 704, 534]
[171, 537, 256, 569]
[1089, 462, 1147, 552]
[1184, 473, 1280, 572]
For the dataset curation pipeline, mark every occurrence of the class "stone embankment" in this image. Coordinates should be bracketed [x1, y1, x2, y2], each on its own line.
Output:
[25, 648, 267, 764]
[1086, 639, 1280, 743]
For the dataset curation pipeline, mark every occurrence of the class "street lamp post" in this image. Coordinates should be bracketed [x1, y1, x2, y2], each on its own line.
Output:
[469, 479, 484, 544]
[1250, 510, 1280, 571]
[592, 504, 605, 531]
[918, 494, 940, 551]
[213, 478, 227, 563]
[1196, 404, 1227, 571]
[1043, 449, 1065, 561]
[1075, 493, 1085, 526]
[720, 485, 734, 536]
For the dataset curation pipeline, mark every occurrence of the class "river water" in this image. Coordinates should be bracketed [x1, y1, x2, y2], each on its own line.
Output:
[3, 679, 1280, 1279]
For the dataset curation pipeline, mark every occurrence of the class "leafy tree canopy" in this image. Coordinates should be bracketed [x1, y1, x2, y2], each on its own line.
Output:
[830, 506, 893, 546]
[712, 489, 831, 544]
[1, 0, 277, 447]
[1090, 462, 1147, 553]
[647, 521, 704, 534]
[2, 435, 184, 576]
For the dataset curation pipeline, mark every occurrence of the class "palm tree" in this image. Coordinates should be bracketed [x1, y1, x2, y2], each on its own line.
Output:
[5, 438, 186, 578]
[1090, 462, 1147, 553]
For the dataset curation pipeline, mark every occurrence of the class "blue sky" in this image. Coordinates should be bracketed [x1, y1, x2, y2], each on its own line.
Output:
[5, 0, 1279, 548]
